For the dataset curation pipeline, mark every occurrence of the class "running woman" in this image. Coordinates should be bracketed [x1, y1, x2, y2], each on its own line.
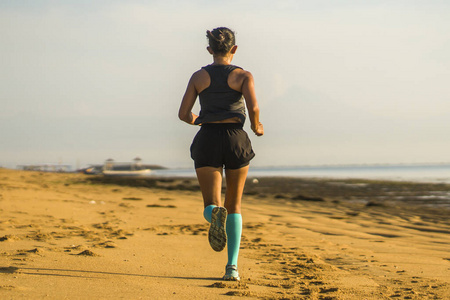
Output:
[178, 27, 264, 281]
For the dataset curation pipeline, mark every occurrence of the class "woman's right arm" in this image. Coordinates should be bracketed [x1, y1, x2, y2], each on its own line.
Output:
[241, 72, 264, 136]
[178, 73, 200, 125]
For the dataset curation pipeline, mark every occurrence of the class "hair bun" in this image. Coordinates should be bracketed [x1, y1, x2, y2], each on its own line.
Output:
[206, 27, 236, 55]
[207, 30, 225, 43]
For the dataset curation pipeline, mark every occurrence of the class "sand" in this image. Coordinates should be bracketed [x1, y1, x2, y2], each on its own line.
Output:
[0, 168, 449, 299]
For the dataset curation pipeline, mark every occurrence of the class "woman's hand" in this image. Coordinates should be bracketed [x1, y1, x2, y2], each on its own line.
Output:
[252, 122, 264, 136]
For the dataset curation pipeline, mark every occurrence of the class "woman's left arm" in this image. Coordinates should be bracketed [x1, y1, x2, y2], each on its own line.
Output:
[178, 73, 200, 125]
[241, 71, 263, 136]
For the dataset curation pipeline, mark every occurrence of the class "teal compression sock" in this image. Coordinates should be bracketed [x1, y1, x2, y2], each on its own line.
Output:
[203, 205, 217, 223]
[226, 213, 242, 266]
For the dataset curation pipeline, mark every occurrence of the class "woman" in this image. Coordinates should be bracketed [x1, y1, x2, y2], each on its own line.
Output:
[178, 27, 263, 281]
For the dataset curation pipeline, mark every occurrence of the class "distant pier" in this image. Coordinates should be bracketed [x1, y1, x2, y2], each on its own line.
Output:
[17, 164, 71, 172]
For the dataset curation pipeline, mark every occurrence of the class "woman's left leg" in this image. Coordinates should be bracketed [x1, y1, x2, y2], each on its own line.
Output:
[223, 165, 249, 280]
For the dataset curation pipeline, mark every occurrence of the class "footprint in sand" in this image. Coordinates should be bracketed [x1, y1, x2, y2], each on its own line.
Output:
[0, 266, 20, 274]
[76, 250, 100, 257]
[94, 241, 118, 248]
[21, 248, 45, 255]
[251, 237, 263, 243]
[64, 245, 87, 253]
[0, 235, 21, 242]
[225, 291, 254, 297]
[207, 282, 227, 288]
[146, 204, 177, 208]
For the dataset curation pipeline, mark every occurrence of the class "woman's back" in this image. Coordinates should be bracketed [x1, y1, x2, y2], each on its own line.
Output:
[195, 64, 246, 125]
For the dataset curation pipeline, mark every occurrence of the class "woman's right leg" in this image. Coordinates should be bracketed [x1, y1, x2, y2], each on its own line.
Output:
[196, 166, 228, 252]
[196, 166, 223, 209]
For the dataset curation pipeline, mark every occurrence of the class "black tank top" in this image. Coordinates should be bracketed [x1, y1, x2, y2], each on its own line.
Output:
[194, 64, 246, 125]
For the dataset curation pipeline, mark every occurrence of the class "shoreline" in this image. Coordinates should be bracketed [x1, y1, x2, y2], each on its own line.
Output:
[151, 164, 450, 184]
[88, 174, 450, 211]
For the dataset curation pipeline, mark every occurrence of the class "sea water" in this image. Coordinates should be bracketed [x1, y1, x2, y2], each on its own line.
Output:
[152, 163, 450, 183]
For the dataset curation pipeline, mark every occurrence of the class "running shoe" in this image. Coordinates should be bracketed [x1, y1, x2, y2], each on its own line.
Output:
[223, 265, 240, 281]
[208, 206, 227, 252]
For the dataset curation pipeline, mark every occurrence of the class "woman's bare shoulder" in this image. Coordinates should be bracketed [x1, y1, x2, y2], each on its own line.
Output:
[234, 67, 253, 81]
[190, 68, 209, 81]
[190, 68, 210, 93]
[229, 67, 254, 90]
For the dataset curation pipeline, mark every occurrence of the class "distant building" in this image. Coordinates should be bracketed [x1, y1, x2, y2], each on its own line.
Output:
[102, 157, 150, 171]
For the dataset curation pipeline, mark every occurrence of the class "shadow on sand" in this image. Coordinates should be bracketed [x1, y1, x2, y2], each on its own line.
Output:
[0, 266, 218, 281]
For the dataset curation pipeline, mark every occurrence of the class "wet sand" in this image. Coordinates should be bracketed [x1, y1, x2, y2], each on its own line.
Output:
[0, 168, 449, 299]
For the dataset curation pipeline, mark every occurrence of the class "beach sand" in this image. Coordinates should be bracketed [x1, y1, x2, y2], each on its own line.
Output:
[0, 168, 449, 299]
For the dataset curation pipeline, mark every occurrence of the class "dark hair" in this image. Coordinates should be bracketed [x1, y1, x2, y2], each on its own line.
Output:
[206, 27, 236, 55]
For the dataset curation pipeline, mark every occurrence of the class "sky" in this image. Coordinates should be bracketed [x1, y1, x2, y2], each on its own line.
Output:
[1, 0, 449, 169]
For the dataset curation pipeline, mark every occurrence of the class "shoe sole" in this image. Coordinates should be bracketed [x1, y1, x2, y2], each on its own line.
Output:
[209, 207, 227, 252]
[223, 275, 240, 281]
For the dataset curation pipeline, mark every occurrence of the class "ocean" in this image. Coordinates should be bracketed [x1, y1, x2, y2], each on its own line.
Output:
[152, 163, 450, 183]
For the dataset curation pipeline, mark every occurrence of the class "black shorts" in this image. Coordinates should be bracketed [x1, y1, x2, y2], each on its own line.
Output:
[190, 123, 255, 169]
